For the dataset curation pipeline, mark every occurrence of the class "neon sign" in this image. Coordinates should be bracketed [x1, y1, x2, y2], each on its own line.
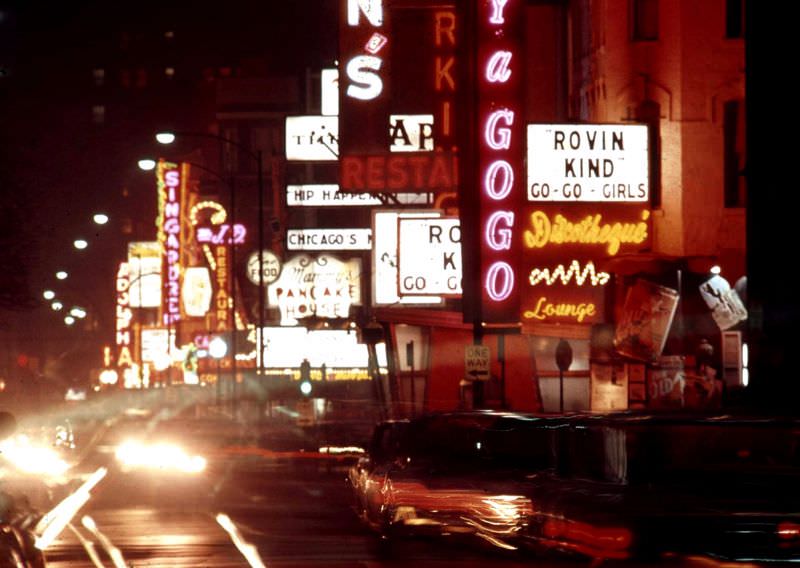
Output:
[524, 297, 598, 323]
[345, 0, 385, 101]
[529, 260, 610, 287]
[196, 224, 247, 245]
[523, 209, 650, 256]
[477, 0, 523, 323]
[116, 262, 133, 369]
[157, 161, 188, 325]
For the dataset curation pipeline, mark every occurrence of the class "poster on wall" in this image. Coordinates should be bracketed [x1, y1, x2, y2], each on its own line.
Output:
[614, 279, 679, 361]
[590, 362, 628, 411]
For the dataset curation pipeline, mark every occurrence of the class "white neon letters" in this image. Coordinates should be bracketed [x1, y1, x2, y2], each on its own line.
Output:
[486, 262, 514, 301]
[489, 0, 509, 24]
[480, 1, 518, 310]
[346, 56, 383, 100]
[348, 0, 383, 26]
[485, 109, 514, 150]
[486, 51, 512, 83]
[484, 161, 514, 200]
[485, 211, 514, 251]
[345, 0, 385, 101]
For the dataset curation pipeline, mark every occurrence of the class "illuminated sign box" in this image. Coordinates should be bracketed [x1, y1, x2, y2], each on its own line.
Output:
[287, 184, 430, 207]
[373, 210, 443, 306]
[287, 229, 372, 251]
[321, 68, 339, 116]
[527, 124, 649, 202]
[267, 254, 362, 326]
[285, 116, 339, 161]
[127, 241, 162, 308]
[389, 114, 434, 152]
[398, 217, 462, 296]
[261, 327, 384, 369]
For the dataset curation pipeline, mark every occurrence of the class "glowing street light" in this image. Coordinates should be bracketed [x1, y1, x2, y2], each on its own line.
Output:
[155, 132, 176, 144]
[93, 213, 109, 225]
[137, 159, 156, 171]
[64, 316, 75, 326]
[43, 290, 55, 300]
[70, 307, 87, 319]
[51, 301, 63, 311]
[56, 271, 68, 280]
[74, 239, 88, 250]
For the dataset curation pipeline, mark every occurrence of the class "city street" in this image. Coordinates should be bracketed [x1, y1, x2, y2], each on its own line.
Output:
[6, 408, 546, 567]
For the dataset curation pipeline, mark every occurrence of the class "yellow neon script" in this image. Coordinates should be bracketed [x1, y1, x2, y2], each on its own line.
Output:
[523, 210, 650, 256]
[524, 297, 597, 323]
[529, 260, 610, 287]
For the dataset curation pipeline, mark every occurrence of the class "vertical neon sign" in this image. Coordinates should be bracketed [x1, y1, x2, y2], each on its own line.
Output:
[157, 160, 187, 326]
[116, 262, 133, 374]
[477, 0, 523, 323]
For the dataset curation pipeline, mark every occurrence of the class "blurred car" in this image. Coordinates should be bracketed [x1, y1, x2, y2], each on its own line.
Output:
[517, 413, 800, 564]
[348, 411, 559, 550]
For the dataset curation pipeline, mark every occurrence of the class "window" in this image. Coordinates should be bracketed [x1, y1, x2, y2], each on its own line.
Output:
[724, 99, 746, 208]
[632, 0, 659, 41]
[726, 0, 745, 39]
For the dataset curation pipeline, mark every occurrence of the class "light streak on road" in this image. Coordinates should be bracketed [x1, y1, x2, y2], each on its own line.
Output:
[34, 467, 108, 550]
[216, 513, 267, 568]
[67, 523, 107, 568]
[81, 515, 128, 568]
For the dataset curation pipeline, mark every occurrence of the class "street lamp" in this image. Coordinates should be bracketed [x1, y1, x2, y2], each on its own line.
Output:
[155, 130, 268, 379]
[209, 336, 228, 409]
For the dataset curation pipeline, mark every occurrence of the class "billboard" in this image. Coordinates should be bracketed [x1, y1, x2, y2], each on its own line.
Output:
[527, 124, 649, 202]
[397, 217, 462, 296]
[127, 241, 161, 308]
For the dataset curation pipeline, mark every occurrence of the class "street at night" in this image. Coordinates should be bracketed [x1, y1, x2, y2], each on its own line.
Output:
[2, 0, 798, 566]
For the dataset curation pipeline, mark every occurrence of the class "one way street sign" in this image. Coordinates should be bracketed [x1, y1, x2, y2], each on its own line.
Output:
[465, 345, 490, 381]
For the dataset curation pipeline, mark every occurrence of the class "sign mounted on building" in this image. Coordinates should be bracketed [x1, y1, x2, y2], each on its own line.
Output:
[527, 124, 649, 202]
[156, 160, 192, 326]
[398, 217, 462, 296]
[127, 241, 161, 309]
[287, 184, 429, 207]
[286, 229, 372, 251]
[285, 115, 339, 161]
[246, 250, 281, 285]
[338, 0, 460, 194]
[372, 210, 443, 306]
[473, 0, 525, 325]
[267, 254, 362, 326]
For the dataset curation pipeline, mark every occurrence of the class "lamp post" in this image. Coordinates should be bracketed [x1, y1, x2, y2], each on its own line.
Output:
[156, 131, 268, 383]
[209, 335, 228, 409]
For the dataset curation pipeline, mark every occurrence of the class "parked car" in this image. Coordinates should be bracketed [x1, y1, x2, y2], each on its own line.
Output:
[517, 413, 800, 564]
[348, 411, 562, 551]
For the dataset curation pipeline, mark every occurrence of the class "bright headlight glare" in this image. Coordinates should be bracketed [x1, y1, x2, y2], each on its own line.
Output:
[116, 440, 206, 473]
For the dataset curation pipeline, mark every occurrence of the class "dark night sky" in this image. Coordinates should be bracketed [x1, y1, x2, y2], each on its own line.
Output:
[0, 1, 337, 369]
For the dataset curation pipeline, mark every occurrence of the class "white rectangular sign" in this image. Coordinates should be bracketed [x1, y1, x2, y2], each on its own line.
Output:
[373, 211, 443, 306]
[398, 218, 462, 296]
[285, 115, 339, 161]
[527, 124, 649, 202]
[287, 228, 372, 250]
[286, 184, 430, 207]
[389, 114, 434, 152]
[286, 115, 435, 161]
[321, 68, 339, 116]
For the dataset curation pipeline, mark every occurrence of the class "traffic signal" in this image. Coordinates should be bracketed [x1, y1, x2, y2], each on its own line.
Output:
[299, 358, 312, 396]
